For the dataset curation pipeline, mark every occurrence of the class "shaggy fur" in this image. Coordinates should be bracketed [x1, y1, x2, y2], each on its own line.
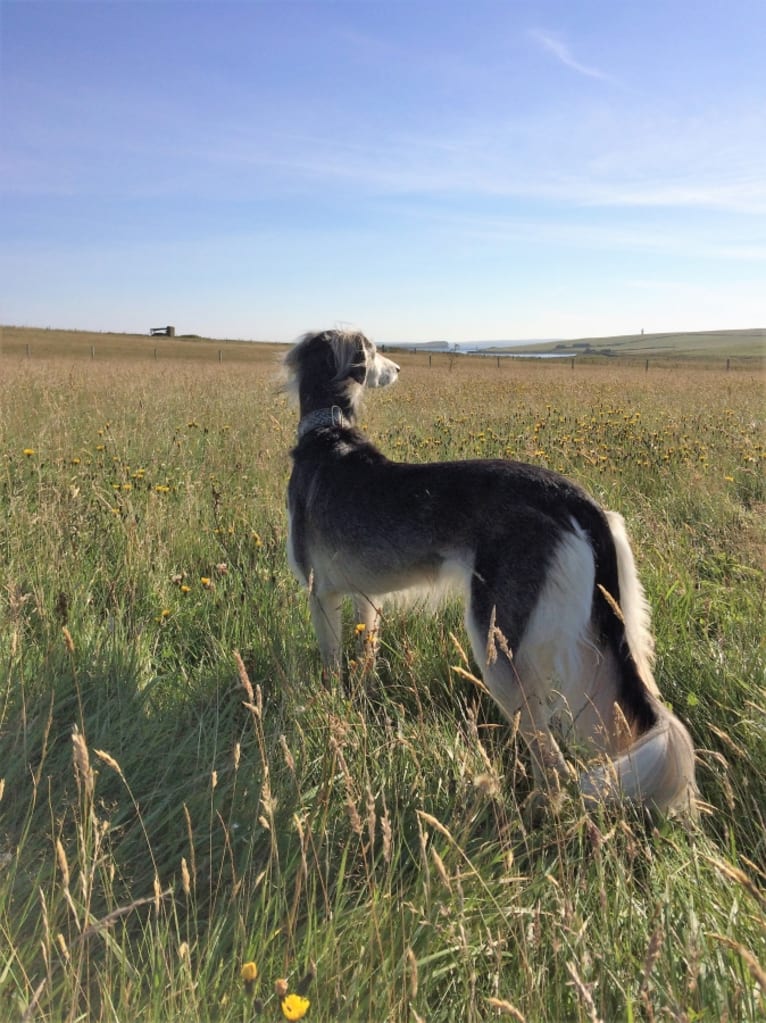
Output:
[285, 329, 697, 815]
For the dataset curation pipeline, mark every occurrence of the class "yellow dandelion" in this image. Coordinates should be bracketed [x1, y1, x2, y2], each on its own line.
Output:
[201, 577, 212, 589]
[155, 485, 170, 494]
[281, 993, 310, 1020]
[180, 584, 191, 595]
[354, 623, 366, 635]
[23, 448, 36, 457]
[241, 961, 258, 984]
[241, 960, 258, 995]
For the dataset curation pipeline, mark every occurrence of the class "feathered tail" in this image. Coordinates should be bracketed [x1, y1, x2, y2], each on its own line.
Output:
[580, 700, 697, 814]
[582, 511, 698, 816]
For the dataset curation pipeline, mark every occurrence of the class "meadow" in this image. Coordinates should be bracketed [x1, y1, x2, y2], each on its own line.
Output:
[0, 337, 764, 1022]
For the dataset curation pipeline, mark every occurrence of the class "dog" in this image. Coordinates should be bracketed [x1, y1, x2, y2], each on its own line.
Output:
[285, 329, 697, 815]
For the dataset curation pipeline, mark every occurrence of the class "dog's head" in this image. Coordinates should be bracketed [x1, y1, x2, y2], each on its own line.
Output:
[284, 330, 399, 419]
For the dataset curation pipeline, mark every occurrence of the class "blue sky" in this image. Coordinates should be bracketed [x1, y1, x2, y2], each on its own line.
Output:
[2, 0, 764, 343]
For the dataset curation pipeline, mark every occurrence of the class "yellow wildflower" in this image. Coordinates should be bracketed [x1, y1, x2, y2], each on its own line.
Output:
[241, 961, 258, 984]
[281, 993, 310, 1020]
[23, 448, 36, 457]
[241, 960, 258, 995]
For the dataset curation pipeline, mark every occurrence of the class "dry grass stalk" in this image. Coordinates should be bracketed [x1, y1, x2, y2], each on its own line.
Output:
[709, 933, 766, 1005]
[234, 649, 254, 702]
[566, 962, 603, 1023]
[486, 997, 527, 1021]
[71, 728, 93, 802]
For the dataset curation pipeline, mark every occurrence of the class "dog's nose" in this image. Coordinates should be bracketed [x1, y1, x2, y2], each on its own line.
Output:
[394, 363, 401, 373]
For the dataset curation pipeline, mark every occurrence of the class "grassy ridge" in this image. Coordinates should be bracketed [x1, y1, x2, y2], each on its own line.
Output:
[1, 325, 284, 364]
[491, 326, 765, 360]
[3, 323, 764, 363]
[1, 349, 764, 1021]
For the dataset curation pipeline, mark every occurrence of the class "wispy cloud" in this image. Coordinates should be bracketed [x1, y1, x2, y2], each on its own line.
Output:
[529, 29, 614, 82]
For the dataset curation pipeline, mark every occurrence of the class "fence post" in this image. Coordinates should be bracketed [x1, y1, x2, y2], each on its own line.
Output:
[91, 345, 95, 360]
[726, 358, 731, 371]
[218, 350, 223, 363]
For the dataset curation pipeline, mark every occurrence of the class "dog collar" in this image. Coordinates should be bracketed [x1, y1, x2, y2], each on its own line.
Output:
[297, 406, 352, 439]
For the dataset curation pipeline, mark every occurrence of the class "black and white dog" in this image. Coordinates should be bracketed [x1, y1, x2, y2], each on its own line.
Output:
[285, 329, 697, 815]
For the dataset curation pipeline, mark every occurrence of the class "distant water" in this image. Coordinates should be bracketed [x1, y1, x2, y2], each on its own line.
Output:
[388, 342, 572, 359]
[471, 350, 573, 359]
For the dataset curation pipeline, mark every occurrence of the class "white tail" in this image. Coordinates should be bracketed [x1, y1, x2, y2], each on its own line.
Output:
[582, 512, 698, 815]
[580, 704, 697, 814]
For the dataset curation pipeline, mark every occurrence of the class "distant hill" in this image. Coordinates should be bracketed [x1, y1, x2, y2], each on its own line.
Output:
[484, 327, 764, 360]
[3, 324, 763, 363]
[390, 328, 764, 360]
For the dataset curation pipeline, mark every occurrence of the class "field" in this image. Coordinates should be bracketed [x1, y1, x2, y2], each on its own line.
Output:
[1, 331, 765, 1022]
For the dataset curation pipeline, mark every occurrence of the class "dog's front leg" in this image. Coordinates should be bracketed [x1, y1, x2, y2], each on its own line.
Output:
[352, 595, 381, 664]
[309, 591, 343, 674]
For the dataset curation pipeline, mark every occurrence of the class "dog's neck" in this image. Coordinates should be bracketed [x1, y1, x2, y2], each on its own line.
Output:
[297, 406, 353, 440]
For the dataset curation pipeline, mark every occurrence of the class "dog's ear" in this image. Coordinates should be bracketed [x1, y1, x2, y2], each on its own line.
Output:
[348, 353, 367, 385]
[327, 331, 369, 385]
[346, 333, 370, 385]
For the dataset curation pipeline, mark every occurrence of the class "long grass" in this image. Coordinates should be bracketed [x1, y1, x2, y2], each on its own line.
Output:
[1, 346, 764, 1021]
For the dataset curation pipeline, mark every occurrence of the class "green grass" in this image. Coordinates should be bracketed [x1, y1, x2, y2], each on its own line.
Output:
[1, 346, 764, 1021]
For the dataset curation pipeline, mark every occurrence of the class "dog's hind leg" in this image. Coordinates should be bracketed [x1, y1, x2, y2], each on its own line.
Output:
[465, 602, 569, 802]
[466, 519, 589, 805]
[485, 649, 570, 801]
